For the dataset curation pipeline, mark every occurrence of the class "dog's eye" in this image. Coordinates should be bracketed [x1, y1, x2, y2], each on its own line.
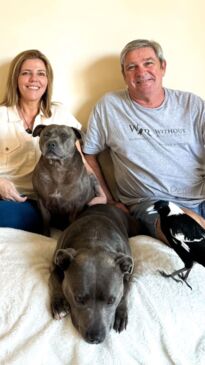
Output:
[61, 133, 68, 141]
[107, 296, 115, 305]
[74, 294, 86, 305]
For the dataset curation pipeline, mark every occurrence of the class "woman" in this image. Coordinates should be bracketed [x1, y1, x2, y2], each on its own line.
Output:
[0, 49, 81, 233]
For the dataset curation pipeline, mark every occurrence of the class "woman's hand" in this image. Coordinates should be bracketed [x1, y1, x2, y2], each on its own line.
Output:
[0, 178, 27, 202]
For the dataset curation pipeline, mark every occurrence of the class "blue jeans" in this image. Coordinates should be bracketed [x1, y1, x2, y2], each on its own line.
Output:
[191, 201, 205, 217]
[0, 199, 43, 234]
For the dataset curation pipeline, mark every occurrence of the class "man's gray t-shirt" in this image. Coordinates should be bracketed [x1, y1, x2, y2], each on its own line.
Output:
[83, 88, 205, 211]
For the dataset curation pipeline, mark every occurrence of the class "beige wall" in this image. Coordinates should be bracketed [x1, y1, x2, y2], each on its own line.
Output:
[0, 0, 204, 127]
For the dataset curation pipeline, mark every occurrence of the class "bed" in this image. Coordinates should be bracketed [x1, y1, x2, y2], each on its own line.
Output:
[0, 227, 205, 365]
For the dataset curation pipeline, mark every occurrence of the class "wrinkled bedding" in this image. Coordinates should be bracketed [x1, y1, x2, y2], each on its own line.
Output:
[0, 228, 205, 365]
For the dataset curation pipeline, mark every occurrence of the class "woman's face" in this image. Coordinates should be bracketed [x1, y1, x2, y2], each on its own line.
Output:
[18, 58, 48, 103]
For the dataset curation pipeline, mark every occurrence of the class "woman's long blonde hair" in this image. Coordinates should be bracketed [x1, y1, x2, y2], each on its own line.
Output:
[1, 49, 54, 118]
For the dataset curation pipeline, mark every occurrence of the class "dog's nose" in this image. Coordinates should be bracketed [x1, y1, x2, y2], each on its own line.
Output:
[47, 141, 56, 150]
[85, 329, 105, 344]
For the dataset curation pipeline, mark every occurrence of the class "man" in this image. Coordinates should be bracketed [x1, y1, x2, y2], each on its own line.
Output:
[83, 39, 205, 241]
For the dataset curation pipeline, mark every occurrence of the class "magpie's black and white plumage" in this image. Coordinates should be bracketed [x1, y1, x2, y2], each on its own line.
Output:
[147, 200, 205, 289]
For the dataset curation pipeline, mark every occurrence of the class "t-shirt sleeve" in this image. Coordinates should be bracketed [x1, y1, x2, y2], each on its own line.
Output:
[83, 106, 107, 155]
[193, 97, 205, 146]
[200, 104, 205, 146]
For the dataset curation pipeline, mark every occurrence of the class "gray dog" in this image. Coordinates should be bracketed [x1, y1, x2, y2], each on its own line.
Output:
[32, 124, 106, 236]
[49, 204, 137, 344]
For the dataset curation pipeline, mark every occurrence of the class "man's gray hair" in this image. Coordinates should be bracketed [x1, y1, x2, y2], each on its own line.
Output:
[120, 39, 165, 71]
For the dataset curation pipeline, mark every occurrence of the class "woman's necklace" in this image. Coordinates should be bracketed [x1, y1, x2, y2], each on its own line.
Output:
[18, 107, 34, 134]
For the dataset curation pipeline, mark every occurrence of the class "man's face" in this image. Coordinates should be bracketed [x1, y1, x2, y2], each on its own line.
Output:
[122, 47, 166, 101]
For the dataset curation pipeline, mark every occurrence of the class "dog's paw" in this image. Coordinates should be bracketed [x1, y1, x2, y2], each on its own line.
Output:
[51, 297, 70, 320]
[113, 306, 128, 333]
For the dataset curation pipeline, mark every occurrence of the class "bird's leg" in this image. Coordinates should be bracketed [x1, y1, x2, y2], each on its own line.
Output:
[178, 268, 192, 289]
[159, 270, 183, 284]
[159, 267, 192, 290]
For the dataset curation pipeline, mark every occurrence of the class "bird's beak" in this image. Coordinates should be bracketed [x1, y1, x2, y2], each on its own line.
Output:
[146, 205, 156, 215]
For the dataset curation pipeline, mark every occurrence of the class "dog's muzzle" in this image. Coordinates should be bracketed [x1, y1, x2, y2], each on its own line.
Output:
[47, 141, 57, 152]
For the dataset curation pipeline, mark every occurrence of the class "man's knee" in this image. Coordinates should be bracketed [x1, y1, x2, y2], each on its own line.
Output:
[155, 206, 205, 244]
[182, 208, 205, 229]
[155, 218, 169, 245]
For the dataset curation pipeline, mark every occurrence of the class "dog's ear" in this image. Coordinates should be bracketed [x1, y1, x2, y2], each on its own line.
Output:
[72, 127, 82, 140]
[54, 248, 77, 271]
[32, 124, 47, 137]
[115, 253, 134, 275]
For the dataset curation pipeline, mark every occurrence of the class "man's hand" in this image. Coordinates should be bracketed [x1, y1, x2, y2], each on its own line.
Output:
[0, 178, 27, 202]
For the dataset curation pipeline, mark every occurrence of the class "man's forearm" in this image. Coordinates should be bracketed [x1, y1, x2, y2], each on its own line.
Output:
[84, 154, 114, 202]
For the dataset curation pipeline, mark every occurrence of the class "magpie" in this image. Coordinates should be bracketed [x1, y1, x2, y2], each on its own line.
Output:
[147, 200, 205, 289]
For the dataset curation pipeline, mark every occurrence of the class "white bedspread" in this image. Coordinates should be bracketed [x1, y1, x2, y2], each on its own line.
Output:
[0, 228, 205, 365]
